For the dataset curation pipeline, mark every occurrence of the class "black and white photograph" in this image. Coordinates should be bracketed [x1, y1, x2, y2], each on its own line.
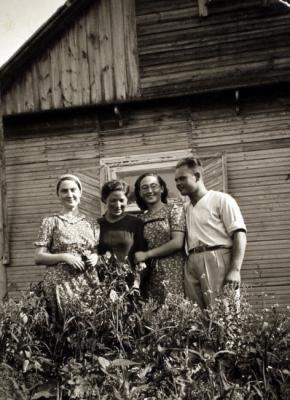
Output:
[0, 1, 289, 399]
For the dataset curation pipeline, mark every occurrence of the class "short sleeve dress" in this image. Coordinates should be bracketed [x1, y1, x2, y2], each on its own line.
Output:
[35, 213, 99, 257]
[140, 203, 186, 302]
[34, 213, 99, 319]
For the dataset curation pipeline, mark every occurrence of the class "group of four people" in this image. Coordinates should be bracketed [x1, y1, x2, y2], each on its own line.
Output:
[34, 157, 247, 310]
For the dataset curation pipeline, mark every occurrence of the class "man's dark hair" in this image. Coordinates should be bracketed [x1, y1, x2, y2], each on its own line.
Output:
[176, 157, 203, 173]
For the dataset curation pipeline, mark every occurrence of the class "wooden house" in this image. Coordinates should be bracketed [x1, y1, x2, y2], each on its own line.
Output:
[1, 0, 290, 308]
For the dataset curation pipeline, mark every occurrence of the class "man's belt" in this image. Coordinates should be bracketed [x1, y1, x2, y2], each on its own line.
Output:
[189, 245, 231, 254]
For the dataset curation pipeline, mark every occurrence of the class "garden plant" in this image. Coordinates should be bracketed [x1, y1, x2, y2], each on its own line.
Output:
[0, 254, 289, 399]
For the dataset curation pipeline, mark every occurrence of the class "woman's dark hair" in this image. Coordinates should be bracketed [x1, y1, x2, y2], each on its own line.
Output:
[134, 173, 168, 211]
[101, 179, 130, 203]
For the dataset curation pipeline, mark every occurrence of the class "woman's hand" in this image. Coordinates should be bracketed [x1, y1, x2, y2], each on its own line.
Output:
[61, 253, 85, 271]
[135, 251, 148, 263]
[85, 253, 99, 267]
[35, 247, 85, 270]
[135, 232, 184, 262]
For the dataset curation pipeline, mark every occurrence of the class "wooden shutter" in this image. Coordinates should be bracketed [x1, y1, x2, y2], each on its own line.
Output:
[73, 168, 101, 220]
[100, 152, 226, 211]
[201, 154, 227, 193]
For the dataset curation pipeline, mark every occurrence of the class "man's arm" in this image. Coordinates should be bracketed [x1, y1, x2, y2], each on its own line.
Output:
[225, 230, 247, 289]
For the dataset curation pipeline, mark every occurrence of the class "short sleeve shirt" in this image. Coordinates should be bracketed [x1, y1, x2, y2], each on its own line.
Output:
[185, 190, 246, 251]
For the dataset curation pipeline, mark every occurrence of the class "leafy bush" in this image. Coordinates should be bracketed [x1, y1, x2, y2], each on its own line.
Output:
[0, 255, 289, 400]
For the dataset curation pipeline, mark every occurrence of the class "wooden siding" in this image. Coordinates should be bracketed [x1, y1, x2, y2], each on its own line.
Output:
[228, 149, 290, 308]
[190, 90, 290, 308]
[98, 90, 290, 308]
[3, 88, 290, 307]
[136, 0, 290, 99]
[4, 113, 100, 297]
[1, 0, 290, 115]
[1, 0, 139, 116]
[99, 104, 192, 157]
[0, 116, 8, 299]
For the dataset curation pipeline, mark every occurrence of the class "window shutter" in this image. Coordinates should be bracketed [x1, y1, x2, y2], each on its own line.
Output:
[202, 153, 227, 193]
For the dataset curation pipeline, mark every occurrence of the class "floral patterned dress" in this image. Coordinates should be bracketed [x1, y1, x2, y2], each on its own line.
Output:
[140, 204, 186, 303]
[34, 213, 99, 320]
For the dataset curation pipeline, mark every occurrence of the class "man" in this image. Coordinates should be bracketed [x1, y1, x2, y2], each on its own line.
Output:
[175, 157, 247, 309]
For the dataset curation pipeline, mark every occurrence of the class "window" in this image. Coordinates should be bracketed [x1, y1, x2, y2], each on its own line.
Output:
[100, 150, 227, 213]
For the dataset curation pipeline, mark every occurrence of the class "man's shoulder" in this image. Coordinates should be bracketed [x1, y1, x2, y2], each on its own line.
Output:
[208, 190, 233, 201]
[209, 191, 242, 212]
[208, 190, 223, 197]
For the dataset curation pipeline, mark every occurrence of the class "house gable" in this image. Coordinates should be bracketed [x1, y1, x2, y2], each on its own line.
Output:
[0, 0, 139, 115]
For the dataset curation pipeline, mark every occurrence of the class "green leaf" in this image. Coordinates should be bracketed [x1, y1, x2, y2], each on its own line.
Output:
[31, 390, 56, 400]
[111, 358, 139, 367]
[22, 359, 29, 373]
[98, 356, 110, 370]
[253, 384, 264, 398]
[157, 344, 166, 353]
[113, 388, 124, 400]
[24, 350, 31, 359]
[138, 364, 153, 379]
[131, 384, 150, 395]
[109, 289, 119, 303]
[282, 369, 290, 376]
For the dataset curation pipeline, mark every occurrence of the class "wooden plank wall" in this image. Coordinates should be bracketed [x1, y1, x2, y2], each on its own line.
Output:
[99, 89, 290, 308]
[99, 107, 226, 200]
[192, 90, 290, 308]
[1, 0, 139, 116]
[3, 88, 290, 307]
[99, 104, 192, 157]
[0, 115, 8, 299]
[4, 112, 100, 297]
[136, 0, 290, 99]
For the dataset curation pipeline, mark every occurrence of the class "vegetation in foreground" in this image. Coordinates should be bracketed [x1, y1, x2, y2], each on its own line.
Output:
[0, 255, 289, 399]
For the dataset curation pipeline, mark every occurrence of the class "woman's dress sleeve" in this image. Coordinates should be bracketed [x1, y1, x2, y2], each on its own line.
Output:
[169, 204, 186, 233]
[34, 217, 55, 249]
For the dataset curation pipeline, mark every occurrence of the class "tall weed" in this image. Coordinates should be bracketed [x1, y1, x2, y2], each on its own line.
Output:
[0, 255, 289, 399]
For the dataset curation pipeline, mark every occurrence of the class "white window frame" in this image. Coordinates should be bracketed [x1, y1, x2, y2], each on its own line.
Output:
[100, 150, 227, 213]
[100, 150, 193, 213]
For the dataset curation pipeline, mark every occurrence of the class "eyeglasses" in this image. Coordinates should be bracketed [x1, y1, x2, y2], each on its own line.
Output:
[140, 184, 160, 192]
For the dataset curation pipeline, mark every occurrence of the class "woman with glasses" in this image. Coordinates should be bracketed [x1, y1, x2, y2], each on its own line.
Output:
[134, 173, 186, 303]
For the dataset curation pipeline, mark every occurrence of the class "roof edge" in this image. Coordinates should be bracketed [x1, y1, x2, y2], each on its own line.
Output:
[0, 0, 96, 93]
